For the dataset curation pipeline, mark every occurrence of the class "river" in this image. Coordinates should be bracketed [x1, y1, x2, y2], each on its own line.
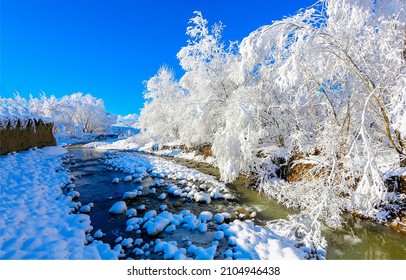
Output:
[66, 147, 406, 260]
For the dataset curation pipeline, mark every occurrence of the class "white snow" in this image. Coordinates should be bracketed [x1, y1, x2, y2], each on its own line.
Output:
[197, 223, 208, 233]
[154, 241, 180, 260]
[132, 248, 144, 255]
[67, 190, 80, 200]
[126, 218, 141, 227]
[122, 191, 138, 200]
[224, 220, 307, 260]
[79, 205, 91, 213]
[182, 214, 198, 230]
[198, 211, 213, 223]
[188, 244, 218, 260]
[134, 238, 143, 246]
[121, 238, 133, 248]
[144, 216, 171, 236]
[165, 224, 176, 233]
[0, 147, 117, 259]
[221, 212, 232, 220]
[0, 97, 52, 129]
[94, 229, 104, 239]
[143, 210, 157, 221]
[137, 205, 146, 211]
[108, 201, 127, 214]
[157, 193, 167, 200]
[194, 192, 211, 204]
[123, 175, 133, 182]
[125, 208, 137, 217]
[213, 231, 224, 240]
[214, 213, 225, 224]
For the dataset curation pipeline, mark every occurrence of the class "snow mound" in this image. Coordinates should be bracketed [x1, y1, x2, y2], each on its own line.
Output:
[194, 192, 211, 204]
[214, 213, 225, 224]
[198, 211, 213, 223]
[123, 175, 133, 182]
[144, 216, 170, 236]
[126, 208, 137, 217]
[225, 220, 307, 260]
[122, 191, 138, 200]
[157, 193, 167, 200]
[109, 201, 127, 214]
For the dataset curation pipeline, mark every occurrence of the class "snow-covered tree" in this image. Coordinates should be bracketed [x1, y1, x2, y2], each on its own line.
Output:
[137, 66, 185, 143]
[28, 92, 116, 134]
[176, 11, 240, 147]
[137, 1, 406, 235]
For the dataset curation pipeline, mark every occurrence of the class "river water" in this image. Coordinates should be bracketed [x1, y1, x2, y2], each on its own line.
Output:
[67, 147, 406, 260]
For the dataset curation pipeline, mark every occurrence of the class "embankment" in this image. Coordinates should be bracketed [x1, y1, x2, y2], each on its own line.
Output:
[0, 118, 56, 155]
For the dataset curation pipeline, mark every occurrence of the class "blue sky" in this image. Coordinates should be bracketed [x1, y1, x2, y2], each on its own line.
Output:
[1, 0, 316, 116]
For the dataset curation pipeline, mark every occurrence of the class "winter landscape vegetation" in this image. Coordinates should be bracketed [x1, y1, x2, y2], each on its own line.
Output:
[1, 0, 406, 261]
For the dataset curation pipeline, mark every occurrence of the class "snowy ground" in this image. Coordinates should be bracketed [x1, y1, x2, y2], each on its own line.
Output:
[0, 147, 117, 259]
[84, 137, 217, 165]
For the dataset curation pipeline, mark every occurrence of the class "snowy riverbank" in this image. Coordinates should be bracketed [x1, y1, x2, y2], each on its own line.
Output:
[0, 146, 117, 259]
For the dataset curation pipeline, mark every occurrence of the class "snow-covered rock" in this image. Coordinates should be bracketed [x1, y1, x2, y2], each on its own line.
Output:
[214, 213, 225, 224]
[121, 238, 134, 248]
[94, 229, 104, 239]
[154, 241, 179, 260]
[194, 192, 211, 204]
[225, 220, 307, 260]
[123, 175, 133, 182]
[157, 193, 167, 200]
[143, 210, 157, 221]
[133, 248, 144, 255]
[213, 231, 224, 240]
[67, 190, 80, 200]
[79, 205, 91, 213]
[145, 216, 170, 236]
[137, 204, 146, 211]
[122, 191, 138, 200]
[165, 224, 176, 233]
[126, 208, 137, 217]
[197, 223, 208, 233]
[134, 238, 143, 246]
[198, 211, 213, 223]
[109, 201, 127, 214]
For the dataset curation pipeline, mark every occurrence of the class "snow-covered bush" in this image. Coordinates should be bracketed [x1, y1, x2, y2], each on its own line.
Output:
[137, 66, 185, 143]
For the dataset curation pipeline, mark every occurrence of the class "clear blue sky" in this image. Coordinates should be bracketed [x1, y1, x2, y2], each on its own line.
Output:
[1, 0, 317, 116]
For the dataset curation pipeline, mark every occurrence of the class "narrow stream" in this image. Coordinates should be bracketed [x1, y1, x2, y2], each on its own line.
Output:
[66, 147, 406, 260]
